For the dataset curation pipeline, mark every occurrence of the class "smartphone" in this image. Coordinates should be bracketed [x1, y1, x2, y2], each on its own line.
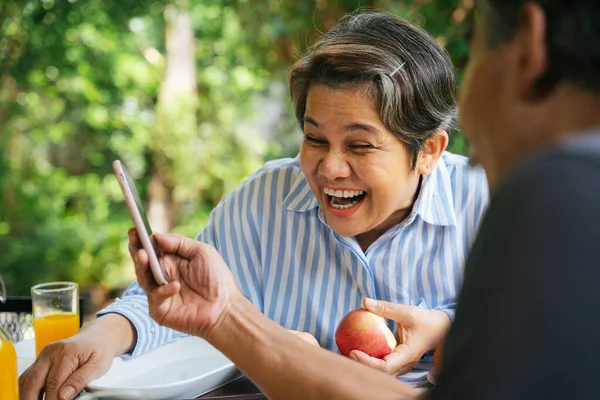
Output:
[112, 160, 169, 285]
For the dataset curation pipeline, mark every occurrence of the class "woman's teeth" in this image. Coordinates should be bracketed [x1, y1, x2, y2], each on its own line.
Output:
[323, 188, 364, 198]
[323, 188, 365, 210]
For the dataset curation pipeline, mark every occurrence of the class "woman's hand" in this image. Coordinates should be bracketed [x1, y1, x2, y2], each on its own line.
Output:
[19, 333, 113, 400]
[288, 330, 320, 347]
[19, 313, 134, 400]
[349, 298, 450, 377]
[129, 229, 240, 340]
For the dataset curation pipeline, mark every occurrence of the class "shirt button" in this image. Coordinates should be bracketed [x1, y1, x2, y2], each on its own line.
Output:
[132, 304, 138, 309]
[150, 327, 155, 333]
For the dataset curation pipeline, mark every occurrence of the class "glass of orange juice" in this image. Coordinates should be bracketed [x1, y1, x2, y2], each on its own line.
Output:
[31, 281, 80, 357]
[0, 273, 19, 400]
[0, 328, 18, 400]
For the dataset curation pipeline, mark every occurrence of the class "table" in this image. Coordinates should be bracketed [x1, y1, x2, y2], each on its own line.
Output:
[196, 375, 266, 399]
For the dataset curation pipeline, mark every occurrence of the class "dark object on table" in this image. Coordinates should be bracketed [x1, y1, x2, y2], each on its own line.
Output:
[197, 375, 266, 399]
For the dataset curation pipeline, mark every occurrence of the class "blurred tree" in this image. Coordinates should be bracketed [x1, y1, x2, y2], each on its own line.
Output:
[0, 0, 168, 295]
[0, 0, 472, 298]
[0, 0, 270, 295]
[150, 0, 198, 233]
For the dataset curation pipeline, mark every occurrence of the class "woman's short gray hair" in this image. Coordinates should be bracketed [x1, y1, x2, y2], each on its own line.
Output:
[289, 11, 458, 168]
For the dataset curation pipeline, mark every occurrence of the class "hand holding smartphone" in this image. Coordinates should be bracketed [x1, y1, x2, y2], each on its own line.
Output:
[113, 160, 169, 285]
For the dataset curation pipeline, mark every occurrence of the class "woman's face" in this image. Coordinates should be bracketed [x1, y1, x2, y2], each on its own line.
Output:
[299, 84, 421, 239]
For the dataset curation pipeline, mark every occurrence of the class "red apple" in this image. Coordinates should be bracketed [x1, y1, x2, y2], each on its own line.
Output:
[335, 308, 397, 359]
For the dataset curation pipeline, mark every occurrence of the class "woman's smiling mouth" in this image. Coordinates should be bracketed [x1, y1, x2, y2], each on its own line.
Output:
[322, 187, 367, 213]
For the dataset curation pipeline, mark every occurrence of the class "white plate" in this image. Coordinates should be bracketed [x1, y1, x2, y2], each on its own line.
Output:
[16, 336, 240, 399]
[15, 338, 36, 376]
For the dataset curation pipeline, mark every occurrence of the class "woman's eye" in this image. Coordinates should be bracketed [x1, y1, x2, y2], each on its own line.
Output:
[349, 144, 375, 151]
[304, 135, 327, 146]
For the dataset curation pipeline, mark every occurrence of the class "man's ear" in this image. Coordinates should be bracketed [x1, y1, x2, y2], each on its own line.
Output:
[515, 2, 550, 100]
[416, 131, 449, 175]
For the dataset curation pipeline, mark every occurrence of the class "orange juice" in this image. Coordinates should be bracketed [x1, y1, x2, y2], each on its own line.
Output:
[34, 312, 80, 356]
[0, 338, 18, 400]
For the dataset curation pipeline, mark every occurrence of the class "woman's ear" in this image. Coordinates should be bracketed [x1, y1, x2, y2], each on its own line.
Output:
[416, 131, 449, 175]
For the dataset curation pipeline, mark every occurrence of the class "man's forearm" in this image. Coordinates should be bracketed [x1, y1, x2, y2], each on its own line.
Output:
[208, 294, 420, 400]
[80, 313, 137, 357]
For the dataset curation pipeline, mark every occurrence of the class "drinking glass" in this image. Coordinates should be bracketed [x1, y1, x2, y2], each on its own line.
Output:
[31, 281, 80, 356]
[0, 273, 19, 400]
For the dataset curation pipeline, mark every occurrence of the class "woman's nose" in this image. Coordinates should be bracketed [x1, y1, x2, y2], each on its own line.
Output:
[318, 151, 352, 181]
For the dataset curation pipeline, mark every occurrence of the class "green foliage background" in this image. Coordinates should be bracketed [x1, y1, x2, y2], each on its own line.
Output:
[0, 0, 471, 296]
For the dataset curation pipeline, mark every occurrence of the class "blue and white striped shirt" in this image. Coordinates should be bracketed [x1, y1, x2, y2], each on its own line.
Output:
[99, 151, 489, 380]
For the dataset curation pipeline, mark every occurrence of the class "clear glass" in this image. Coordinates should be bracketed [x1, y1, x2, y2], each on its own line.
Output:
[78, 390, 147, 400]
[31, 281, 80, 356]
[0, 273, 5, 303]
[0, 274, 19, 400]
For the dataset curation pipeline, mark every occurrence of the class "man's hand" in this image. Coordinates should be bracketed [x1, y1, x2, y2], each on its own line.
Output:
[129, 229, 240, 340]
[19, 331, 114, 400]
[349, 298, 450, 377]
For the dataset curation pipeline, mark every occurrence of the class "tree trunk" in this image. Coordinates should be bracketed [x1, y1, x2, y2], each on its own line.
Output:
[148, 1, 199, 232]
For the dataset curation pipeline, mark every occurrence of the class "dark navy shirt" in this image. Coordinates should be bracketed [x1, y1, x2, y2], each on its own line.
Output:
[429, 130, 600, 399]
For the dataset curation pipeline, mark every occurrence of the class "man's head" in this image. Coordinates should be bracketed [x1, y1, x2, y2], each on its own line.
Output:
[460, 0, 600, 187]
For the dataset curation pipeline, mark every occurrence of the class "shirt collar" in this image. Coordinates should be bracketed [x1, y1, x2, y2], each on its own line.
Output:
[413, 155, 457, 227]
[282, 170, 320, 212]
[283, 154, 457, 227]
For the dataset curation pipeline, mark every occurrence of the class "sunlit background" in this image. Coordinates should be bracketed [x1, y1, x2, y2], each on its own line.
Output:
[0, 0, 473, 316]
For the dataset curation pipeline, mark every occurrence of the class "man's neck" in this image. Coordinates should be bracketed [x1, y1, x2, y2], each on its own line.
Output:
[485, 86, 600, 193]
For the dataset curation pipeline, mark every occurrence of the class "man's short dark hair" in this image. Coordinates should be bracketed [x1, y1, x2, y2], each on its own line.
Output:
[481, 0, 600, 95]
